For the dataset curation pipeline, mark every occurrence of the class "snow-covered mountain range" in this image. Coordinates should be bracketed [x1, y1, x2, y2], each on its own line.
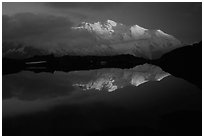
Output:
[72, 20, 182, 59]
[3, 20, 182, 59]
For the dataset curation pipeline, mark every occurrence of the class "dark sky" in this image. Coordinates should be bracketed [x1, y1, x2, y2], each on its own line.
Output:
[3, 2, 202, 44]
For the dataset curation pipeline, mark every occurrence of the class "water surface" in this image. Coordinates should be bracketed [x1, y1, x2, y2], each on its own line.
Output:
[3, 64, 201, 135]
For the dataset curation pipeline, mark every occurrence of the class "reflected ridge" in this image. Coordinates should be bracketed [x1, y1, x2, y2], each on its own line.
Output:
[72, 64, 170, 92]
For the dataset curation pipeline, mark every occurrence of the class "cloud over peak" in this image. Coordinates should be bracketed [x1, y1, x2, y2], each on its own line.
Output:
[46, 2, 120, 10]
[3, 13, 73, 40]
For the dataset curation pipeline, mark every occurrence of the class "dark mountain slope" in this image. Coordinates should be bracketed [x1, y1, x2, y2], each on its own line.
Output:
[152, 41, 202, 88]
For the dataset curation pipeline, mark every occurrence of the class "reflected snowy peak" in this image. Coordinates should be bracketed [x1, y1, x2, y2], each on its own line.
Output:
[72, 64, 170, 92]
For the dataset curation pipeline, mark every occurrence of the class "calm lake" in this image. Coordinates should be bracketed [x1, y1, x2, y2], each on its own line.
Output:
[2, 64, 201, 136]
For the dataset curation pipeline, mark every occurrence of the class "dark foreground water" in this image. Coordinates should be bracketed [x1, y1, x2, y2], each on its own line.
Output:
[2, 64, 201, 136]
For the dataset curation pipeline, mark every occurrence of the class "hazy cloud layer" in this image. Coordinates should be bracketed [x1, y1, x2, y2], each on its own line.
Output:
[3, 13, 97, 53]
[3, 13, 73, 40]
[46, 2, 120, 10]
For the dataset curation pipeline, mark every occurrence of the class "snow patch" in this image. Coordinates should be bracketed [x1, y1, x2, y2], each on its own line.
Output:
[157, 29, 170, 36]
[107, 19, 117, 26]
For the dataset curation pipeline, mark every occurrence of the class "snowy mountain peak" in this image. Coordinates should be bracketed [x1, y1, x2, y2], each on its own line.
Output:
[72, 20, 118, 34]
[130, 24, 148, 37]
[133, 25, 147, 31]
[106, 19, 117, 26]
[156, 29, 171, 36]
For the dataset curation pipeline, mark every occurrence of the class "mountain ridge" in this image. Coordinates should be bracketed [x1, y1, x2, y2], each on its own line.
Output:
[3, 19, 182, 59]
[72, 19, 182, 59]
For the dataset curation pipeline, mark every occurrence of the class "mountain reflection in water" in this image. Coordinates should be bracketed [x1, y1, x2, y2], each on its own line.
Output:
[3, 63, 201, 136]
[3, 64, 170, 116]
[72, 64, 170, 92]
